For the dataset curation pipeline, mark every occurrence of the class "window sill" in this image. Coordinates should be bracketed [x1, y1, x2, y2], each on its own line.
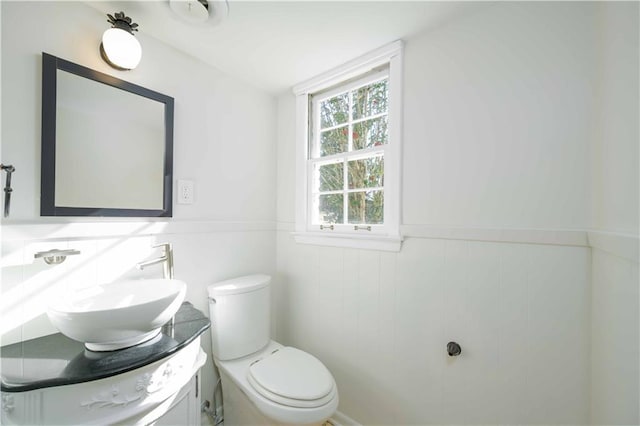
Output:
[292, 231, 403, 252]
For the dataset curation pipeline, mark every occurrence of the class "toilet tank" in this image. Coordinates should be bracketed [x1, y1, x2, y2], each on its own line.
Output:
[207, 274, 271, 361]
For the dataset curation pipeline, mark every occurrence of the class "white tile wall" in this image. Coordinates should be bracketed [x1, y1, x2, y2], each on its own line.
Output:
[275, 232, 591, 425]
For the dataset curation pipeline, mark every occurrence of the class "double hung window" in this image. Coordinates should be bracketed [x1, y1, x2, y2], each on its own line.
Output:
[293, 41, 403, 251]
[310, 70, 389, 231]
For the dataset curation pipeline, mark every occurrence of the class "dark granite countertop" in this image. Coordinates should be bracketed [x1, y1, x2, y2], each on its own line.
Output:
[0, 302, 210, 393]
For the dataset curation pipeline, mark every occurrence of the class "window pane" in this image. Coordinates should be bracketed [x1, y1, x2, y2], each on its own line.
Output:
[353, 116, 388, 150]
[352, 79, 388, 120]
[348, 156, 384, 189]
[320, 93, 348, 128]
[319, 126, 348, 156]
[318, 194, 344, 224]
[317, 162, 344, 192]
[348, 190, 384, 224]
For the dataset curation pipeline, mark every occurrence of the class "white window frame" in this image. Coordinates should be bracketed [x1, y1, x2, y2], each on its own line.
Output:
[292, 41, 403, 252]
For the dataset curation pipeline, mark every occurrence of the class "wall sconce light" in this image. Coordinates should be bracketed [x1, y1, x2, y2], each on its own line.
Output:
[100, 12, 142, 71]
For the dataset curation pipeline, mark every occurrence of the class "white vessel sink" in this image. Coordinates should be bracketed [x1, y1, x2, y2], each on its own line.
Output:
[47, 279, 187, 351]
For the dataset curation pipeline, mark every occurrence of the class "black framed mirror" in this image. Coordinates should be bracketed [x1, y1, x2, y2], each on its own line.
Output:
[41, 52, 174, 217]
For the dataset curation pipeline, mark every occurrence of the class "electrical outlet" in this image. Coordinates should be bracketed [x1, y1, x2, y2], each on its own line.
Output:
[178, 180, 194, 204]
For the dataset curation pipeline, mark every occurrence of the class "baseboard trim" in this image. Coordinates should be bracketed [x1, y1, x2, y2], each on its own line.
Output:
[329, 410, 362, 426]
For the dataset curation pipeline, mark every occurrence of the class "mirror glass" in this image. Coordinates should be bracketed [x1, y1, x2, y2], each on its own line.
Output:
[41, 53, 174, 217]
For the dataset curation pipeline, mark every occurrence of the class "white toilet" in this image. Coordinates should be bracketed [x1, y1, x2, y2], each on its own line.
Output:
[207, 274, 338, 425]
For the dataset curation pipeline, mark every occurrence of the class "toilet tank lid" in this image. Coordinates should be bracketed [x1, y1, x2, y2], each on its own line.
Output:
[208, 274, 271, 297]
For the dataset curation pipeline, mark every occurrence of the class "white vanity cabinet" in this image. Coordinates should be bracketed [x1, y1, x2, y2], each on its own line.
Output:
[1, 302, 210, 426]
[1, 338, 205, 426]
[153, 373, 201, 426]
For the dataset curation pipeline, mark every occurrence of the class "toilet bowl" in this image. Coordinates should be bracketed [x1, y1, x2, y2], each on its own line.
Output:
[208, 275, 338, 425]
[215, 340, 338, 424]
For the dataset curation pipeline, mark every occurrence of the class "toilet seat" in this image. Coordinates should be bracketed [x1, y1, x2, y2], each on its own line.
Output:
[215, 340, 339, 424]
[247, 347, 336, 408]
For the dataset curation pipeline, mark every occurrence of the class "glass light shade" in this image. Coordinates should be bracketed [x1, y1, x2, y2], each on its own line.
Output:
[101, 28, 142, 70]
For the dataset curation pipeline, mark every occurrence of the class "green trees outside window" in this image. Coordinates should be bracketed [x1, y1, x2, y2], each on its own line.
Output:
[313, 78, 388, 226]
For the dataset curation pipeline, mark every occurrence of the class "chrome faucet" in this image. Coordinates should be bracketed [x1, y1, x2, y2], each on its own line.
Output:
[136, 242, 176, 332]
[136, 242, 174, 279]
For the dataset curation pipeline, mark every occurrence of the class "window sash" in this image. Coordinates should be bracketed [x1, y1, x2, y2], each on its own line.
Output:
[309, 69, 390, 161]
[310, 68, 389, 111]
[307, 71, 391, 233]
[310, 150, 385, 196]
[309, 150, 386, 229]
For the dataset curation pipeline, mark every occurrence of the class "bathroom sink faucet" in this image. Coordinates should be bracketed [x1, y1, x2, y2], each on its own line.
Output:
[136, 243, 174, 279]
[136, 243, 176, 332]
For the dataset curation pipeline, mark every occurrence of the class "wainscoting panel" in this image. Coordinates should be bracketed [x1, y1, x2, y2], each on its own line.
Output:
[275, 232, 590, 425]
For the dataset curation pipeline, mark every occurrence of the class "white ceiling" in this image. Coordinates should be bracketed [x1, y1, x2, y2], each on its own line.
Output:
[88, 1, 486, 94]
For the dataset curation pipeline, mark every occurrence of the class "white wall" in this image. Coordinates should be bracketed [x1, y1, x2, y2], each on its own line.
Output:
[591, 3, 639, 235]
[275, 2, 607, 424]
[1, 1, 276, 221]
[589, 3, 640, 424]
[0, 0, 277, 414]
[402, 2, 595, 229]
